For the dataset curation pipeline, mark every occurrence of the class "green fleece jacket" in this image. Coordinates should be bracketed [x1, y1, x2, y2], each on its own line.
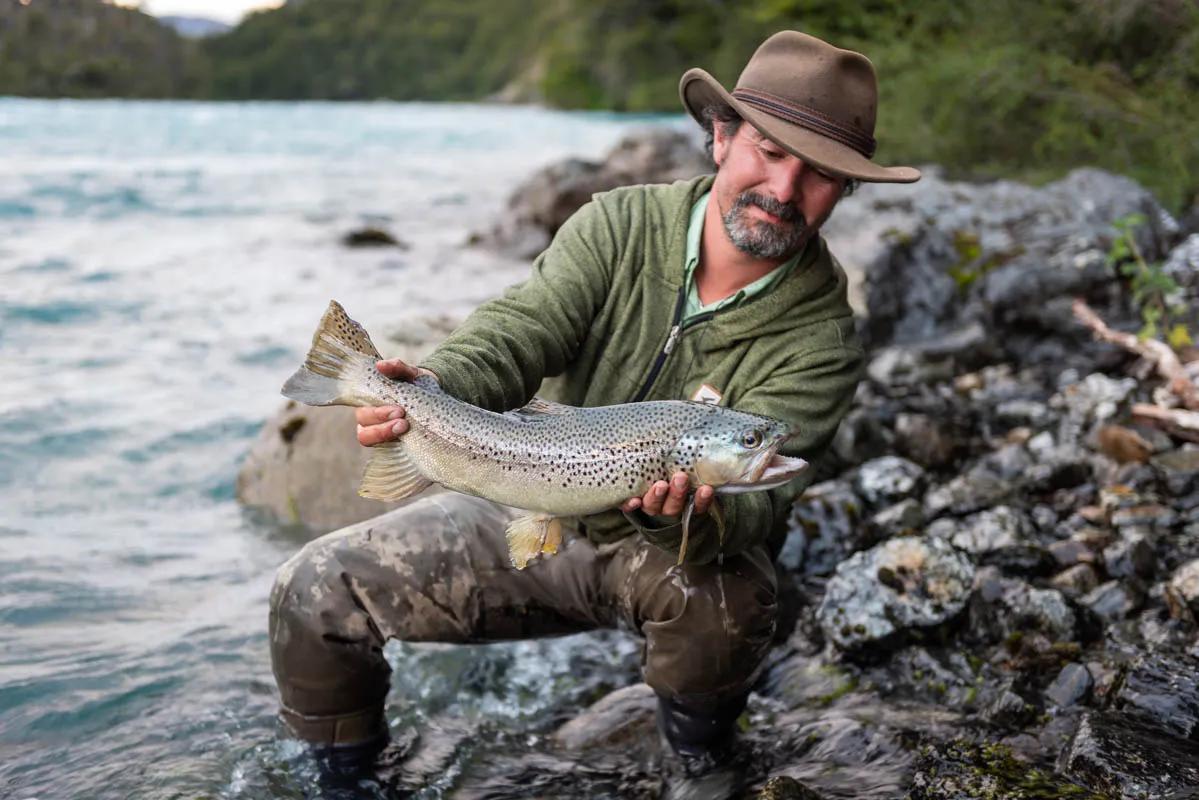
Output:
[421, 175, 863, 563]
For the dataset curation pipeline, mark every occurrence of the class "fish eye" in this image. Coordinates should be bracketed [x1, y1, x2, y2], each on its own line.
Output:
[740, 428, 764, 449]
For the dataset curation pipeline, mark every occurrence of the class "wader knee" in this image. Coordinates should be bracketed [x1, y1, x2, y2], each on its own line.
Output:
[268, 537, 391, 747]
[637, 546, 777, 736]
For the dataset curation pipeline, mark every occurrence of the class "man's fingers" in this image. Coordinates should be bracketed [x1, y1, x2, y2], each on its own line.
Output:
[355, 405, 404, 425]
[660, 472, 689, 517]
[376, 358, 418, 380]
[621, 497, 642, 513]
[693, 484, 714, 516]
[356, 418, 408, 446]
[641, 480, 669, 516]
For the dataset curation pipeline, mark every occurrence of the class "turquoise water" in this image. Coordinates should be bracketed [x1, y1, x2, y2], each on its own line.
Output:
[0, 99, 672, 799]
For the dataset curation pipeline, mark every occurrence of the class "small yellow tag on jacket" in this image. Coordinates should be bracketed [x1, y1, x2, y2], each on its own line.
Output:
[692, 383, 723, 405]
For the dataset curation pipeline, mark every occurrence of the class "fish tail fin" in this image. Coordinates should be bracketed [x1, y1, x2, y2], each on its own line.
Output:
[282, 300, 383, 406]
[505, 514, 563, 570]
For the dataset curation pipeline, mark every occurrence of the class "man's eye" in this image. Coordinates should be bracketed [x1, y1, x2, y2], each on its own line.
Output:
[759, 147, 784, 160]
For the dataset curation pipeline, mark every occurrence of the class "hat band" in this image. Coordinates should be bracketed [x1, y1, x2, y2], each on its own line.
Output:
[732, 88, 876, 158]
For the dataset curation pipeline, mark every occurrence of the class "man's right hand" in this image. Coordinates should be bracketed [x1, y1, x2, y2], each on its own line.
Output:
[354, 358, 434, 446]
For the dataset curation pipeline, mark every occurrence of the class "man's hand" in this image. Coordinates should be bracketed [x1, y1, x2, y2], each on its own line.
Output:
[354, 359, 436, 447]
[621, 471, 714, 517]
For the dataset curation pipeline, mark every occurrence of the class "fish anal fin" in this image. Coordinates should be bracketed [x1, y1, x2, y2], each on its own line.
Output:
[505, 513, 562, 569]
[358, 442, 432, 501]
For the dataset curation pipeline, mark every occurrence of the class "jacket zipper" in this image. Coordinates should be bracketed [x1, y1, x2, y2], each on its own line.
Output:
[631, 289, 716, 402]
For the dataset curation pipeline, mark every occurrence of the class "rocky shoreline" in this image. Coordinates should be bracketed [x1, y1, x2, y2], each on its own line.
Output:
[240, 131, 1199, 798]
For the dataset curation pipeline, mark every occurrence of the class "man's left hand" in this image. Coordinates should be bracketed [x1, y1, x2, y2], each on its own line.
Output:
[621, 471, 714, 518]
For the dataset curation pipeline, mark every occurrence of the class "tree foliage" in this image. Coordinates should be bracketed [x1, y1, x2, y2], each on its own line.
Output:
[2, 0, 1196, 210]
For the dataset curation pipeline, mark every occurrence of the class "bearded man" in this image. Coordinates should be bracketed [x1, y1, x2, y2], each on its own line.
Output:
[269, 29, 920, 795]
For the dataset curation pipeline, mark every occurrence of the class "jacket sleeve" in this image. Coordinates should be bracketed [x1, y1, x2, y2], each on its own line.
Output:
[625, 339, 864, 564]
[419, 196, 620, 411]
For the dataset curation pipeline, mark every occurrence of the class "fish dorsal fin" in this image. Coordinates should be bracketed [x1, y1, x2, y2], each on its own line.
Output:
[318, 300, 382, 360]
[508, 396, 573, 422]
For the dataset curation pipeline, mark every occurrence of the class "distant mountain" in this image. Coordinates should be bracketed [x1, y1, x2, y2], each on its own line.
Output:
[159, 15, 231, 38]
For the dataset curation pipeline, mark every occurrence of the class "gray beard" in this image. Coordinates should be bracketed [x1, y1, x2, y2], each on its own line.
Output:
[721, 191, 808, 260]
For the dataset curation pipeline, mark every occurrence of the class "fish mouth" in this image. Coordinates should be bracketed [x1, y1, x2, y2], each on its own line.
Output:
[717, 444, 808, 494]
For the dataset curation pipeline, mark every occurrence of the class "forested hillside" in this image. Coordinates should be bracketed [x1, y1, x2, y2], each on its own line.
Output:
[2, 0, 1195, 210]
[0, 0, 204, 97]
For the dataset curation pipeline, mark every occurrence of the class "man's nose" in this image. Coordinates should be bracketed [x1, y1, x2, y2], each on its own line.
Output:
[764, 159, 808, 205]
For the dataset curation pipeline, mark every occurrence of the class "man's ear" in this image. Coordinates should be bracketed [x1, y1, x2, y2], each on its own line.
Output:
[712, 124, 731, 168]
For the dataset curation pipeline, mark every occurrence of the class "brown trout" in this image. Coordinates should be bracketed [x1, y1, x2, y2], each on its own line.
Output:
[282, 301, 808, 568]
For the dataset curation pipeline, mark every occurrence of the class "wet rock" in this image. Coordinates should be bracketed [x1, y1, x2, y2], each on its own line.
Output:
[829, 405, 892, 467]
[1050, 564, 1101, 598]
[817, 536, 975, 652]
[940, 505, 1029, 554]
[923, 468, 1012, 519]
[1103, 530, 1156, 579]
[342, 226, 407, 248]
[760, 653, 859, 709]
[968, 570, 1077, 644]
[552, 683, 657, 750]
[780, 481, 868, 576]
[236, 315, 460, 532]
[1170, 559, 1199, 616]
[475, 129, 709, 258]
[1111, 503, 1177, 530]
[1049, 538, 1099, 568]
[1116, 653, 1199, 740]
[867, 499, 924, 540]
[854, 456, 925, 506]
[983, 682, 1040, 728]
[756, 775, 825, 800]
[1155, 445, 1199, 497]
[1081, 580, 1145, 622]
[865, 345, 955, 389]
[1045, 663, 1093, 708]
[893, 412, 957, 469]
[870, 646, 982, 709]
[908, 738, 1103, 800]
[1059, 711, 1199, 798]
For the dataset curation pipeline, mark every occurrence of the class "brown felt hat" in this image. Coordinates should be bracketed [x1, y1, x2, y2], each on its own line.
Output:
[680, 30, 920, 184]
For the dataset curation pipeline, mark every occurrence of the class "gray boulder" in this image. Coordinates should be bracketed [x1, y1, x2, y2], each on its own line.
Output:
[816, 536, 975, 651]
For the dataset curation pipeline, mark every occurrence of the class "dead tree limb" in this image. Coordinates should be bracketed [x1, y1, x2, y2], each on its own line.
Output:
[1072, 298, 1199, 410]
[1132, 403, 1199, 442]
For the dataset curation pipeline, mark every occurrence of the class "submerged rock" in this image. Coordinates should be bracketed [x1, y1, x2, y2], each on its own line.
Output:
[817, 536, 975, 652]
[908, 739, 1105, 800]
[552, 683, 657, 750]
[1059, 711, 1199, 798]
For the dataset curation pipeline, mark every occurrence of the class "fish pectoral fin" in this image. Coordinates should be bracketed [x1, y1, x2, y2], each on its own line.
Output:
[505, 513, 563, 570]
[711, 498, 726, 546]
[358, 442, 433, 501]
[677, 495, 695, 566]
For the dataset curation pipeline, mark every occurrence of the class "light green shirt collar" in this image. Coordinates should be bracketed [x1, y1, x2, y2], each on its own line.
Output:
[682, 192, 803, 322]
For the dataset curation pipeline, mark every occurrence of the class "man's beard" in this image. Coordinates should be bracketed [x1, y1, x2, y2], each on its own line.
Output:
[721, 191, 808, 260]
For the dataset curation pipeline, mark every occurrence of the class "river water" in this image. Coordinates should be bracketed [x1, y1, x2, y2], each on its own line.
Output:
[0, 99, 679, 799]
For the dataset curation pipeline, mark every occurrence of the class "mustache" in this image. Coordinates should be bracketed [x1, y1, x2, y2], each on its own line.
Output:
[732, 191, 805, 225]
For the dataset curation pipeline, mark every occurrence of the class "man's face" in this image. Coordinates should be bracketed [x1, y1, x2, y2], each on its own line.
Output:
[711, 122, 847, 261]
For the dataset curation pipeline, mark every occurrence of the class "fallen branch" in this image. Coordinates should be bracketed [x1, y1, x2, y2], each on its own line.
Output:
[1072, 298, 1199, 410]
[1132, 403, 1199, 442]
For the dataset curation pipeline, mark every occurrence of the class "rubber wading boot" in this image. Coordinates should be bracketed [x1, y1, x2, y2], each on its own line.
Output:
[312, 734, 390, 791]
[657, 694, 747, 800]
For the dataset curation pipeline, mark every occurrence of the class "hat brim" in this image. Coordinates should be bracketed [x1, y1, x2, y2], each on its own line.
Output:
[680, 68, 921, 184]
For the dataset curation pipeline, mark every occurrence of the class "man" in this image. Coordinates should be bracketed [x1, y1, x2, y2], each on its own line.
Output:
[269, 29, 919, 792]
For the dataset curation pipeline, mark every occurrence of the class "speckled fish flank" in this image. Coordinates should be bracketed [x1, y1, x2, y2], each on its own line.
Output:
[282, 301, 808, 569]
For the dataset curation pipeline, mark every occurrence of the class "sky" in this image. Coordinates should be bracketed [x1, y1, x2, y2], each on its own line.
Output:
[112, 0, 284, 24]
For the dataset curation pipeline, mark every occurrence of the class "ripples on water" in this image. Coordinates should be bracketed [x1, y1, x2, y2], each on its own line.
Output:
[0, 99, 673, 799]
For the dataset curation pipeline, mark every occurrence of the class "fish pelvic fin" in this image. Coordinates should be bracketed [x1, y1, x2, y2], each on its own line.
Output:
[358, 442, 432, 501]
[505, 513, 563, 570]
[281, 300, 382, 406]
